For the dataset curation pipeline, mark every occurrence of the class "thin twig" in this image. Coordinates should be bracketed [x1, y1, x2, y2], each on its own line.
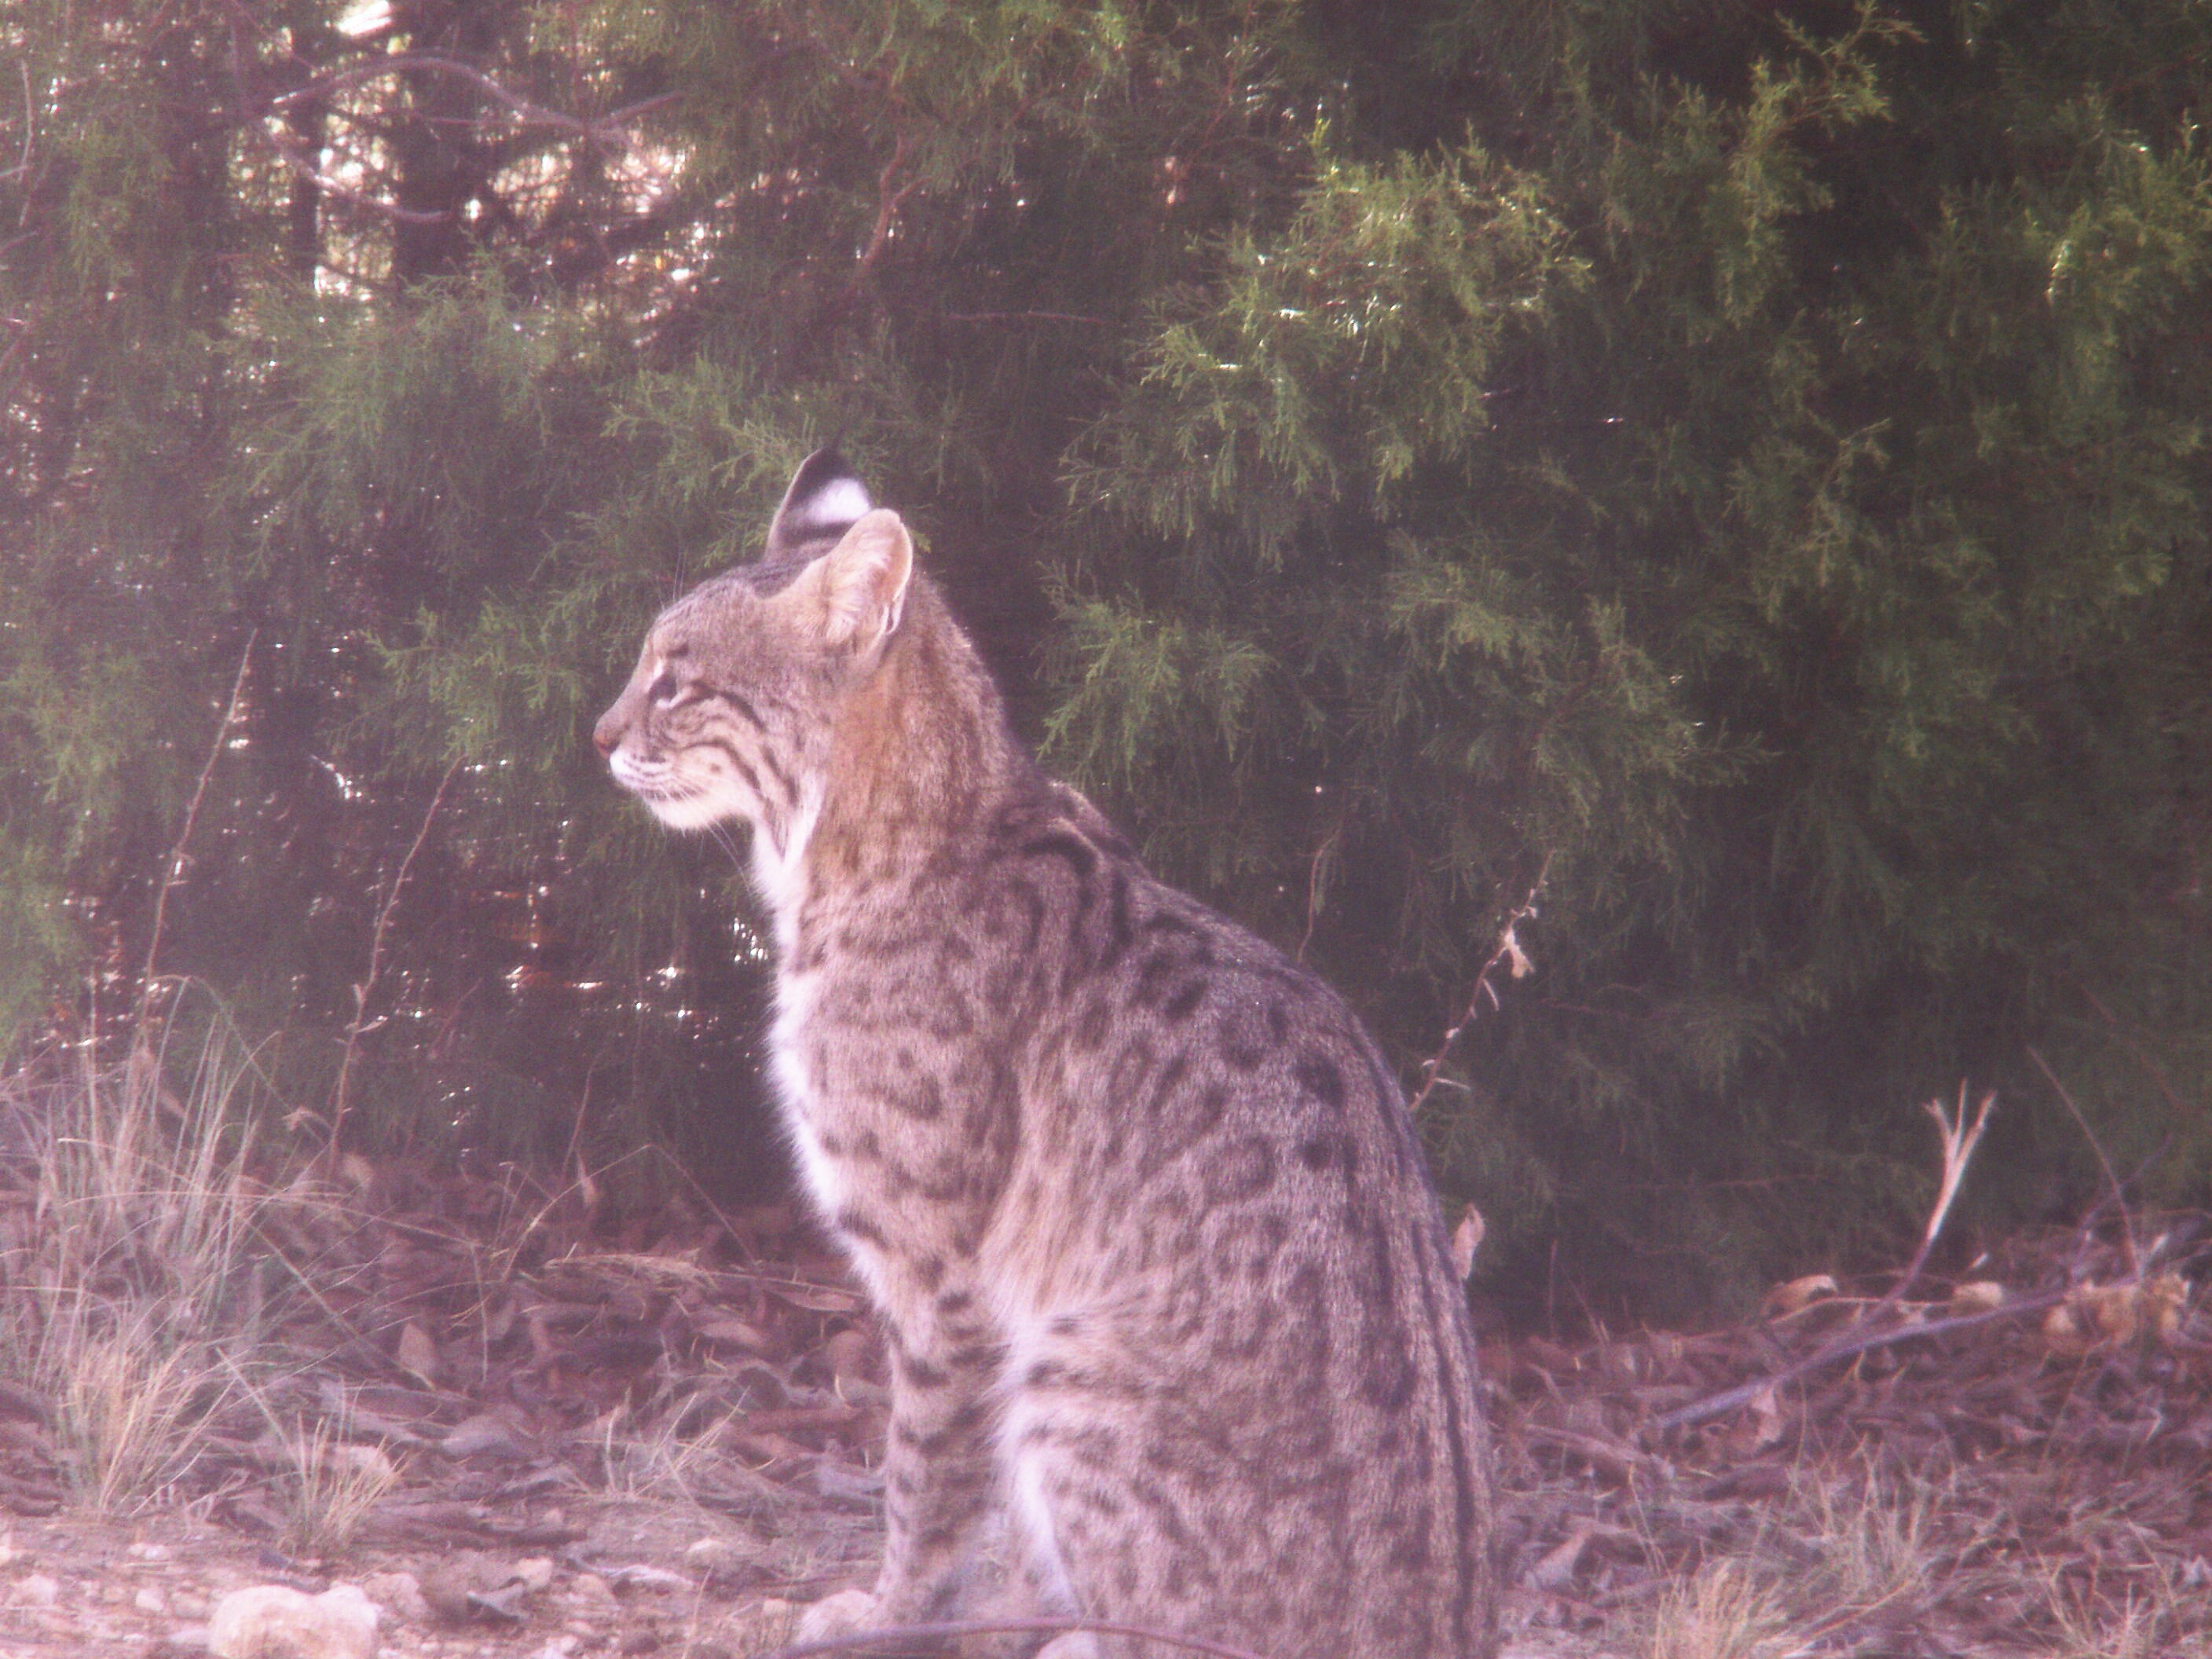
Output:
[757, 1614, 1274, 1659]
[322, 758, 461, 1174]
[137, 632, 258, 1034]
[858, 129, 917, 277]
[939, 310, 1115, 326]
[1406, 854, 1552, 1118]
[0, 60, 34, 186]
[246, 121, 449, 225]
[2027, 1046, 2140, 1278]
[2071, 977, 2195, 1126]
[1295, 816, 1342, 965]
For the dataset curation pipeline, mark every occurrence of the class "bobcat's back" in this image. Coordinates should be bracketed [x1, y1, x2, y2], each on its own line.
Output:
[595, 452, 1498, 1659]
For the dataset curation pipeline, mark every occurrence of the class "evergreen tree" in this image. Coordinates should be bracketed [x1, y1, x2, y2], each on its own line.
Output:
[2, 0, 2205, 1309]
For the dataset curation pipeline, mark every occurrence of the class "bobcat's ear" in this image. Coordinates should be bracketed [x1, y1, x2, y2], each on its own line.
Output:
[794, 509, 914, 652]
[764, 449, 872, 567]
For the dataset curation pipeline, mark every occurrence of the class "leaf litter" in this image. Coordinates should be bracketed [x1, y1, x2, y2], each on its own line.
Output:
[0, 1083, 2203, 1657]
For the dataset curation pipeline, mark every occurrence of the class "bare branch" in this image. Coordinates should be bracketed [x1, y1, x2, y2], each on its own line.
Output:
[1654, 1286, 2073, 1432]
[321, 758, 461, 1172]
[1882, 1083, 1996, 1309]
[266, 53, 676, 152]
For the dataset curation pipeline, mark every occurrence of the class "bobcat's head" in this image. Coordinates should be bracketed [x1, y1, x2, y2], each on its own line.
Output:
[593, 451, 914, 855]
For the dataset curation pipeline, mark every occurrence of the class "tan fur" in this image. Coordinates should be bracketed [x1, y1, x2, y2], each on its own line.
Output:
[596, 456, 1499, 1659]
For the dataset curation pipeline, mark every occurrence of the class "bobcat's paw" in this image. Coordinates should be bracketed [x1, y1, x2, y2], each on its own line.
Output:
[796, 1588, 884, 1643]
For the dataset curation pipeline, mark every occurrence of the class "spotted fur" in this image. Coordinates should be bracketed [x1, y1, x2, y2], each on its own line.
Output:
[595, 453, 1499, 1659]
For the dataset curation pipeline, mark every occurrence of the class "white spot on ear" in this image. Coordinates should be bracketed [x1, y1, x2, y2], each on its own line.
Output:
[793, 478, 872, 531]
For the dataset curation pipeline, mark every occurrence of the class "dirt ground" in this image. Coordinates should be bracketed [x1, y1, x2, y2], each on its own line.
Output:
[0, 1148, 2206, 1659]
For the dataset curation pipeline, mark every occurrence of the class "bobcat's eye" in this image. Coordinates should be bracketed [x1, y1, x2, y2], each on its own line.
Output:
[649, 669, 681, 705]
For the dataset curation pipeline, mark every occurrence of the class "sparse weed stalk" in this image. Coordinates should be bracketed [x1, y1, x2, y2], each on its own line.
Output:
[1786, 1455, 1946, 1635]
[595, 1396, 730, 1504]
[2039, 1550, 2212, 1659]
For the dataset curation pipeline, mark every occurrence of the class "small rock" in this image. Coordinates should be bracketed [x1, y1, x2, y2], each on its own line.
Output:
[359, 1571, 430, 1628]
[419, 1554, 489, 1623]
[682, 1537, 745, 1580]
[514, 1556, 556, 1593]
[136, 1585, 173, 1615]
[530, 1639, 578, 1659]
[174, 1591, 214, 1619]
[128, 1541, 174, 1562]
[0, 1538, 18, 1569]
[14, 1572, 60, 1607]
[439, 1413, 528, 1461]
[151, 1626, 212, 1658]
[617, 1632, 661, 1655]
[207, 1584, 378, 1659]
[565, 1573, 617, 1615]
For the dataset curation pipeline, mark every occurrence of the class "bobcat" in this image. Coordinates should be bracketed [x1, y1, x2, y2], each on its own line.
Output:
[594, 452, 1498, 1659]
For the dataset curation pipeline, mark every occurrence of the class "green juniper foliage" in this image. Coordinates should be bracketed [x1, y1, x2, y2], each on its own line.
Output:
[2, 0, 2205, 1310]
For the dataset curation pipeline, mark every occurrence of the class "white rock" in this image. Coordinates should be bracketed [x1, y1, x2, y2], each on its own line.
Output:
[135, 1584, 172, 1615]
[207, 1584, 379, 1659]
[14, 1572, 60, 1607]
[683, 1536, 744, 1578]
[513, 1556, 555, 1593]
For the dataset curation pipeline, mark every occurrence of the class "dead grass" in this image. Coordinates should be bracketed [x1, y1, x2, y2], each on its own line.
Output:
[1646, 1560, 1789, 1659]
[0, 1020, 2206, 1659]
[0, 999, 293, 1511]
[274, 1403, 401, 1557]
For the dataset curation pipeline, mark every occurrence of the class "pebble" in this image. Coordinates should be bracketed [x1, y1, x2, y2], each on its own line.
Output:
[14, 1571, 60, 1607]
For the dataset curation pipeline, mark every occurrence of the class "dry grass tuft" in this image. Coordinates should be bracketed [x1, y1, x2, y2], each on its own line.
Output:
[51, 1324, 231, 1514]
[0, 998, 295, 1511]
[1646, 1560, 1789, 1659]
[276, 1404, 401, 1557]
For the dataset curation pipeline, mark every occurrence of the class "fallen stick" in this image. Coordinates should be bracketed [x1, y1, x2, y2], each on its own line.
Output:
[757, 1616, 1273, 1659]
[1654, 1286, 2071, 1432]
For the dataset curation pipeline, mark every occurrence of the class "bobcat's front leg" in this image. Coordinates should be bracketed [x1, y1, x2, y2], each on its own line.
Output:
[801, 1272, 1002, 1640]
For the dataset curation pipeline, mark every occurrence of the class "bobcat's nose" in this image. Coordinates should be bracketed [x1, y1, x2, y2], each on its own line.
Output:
[591, 710, 622, 760]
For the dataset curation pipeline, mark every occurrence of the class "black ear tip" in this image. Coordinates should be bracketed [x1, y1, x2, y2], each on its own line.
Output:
[790, 447, 859, 495]
[764, 446, 874, 563]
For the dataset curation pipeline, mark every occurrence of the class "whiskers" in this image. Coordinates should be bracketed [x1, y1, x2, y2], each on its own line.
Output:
[704, 822, 748, 872]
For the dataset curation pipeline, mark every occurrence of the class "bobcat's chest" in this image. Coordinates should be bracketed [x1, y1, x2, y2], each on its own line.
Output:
[767, 961, 845, 1220]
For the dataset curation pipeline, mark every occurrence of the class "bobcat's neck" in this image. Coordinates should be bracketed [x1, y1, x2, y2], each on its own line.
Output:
[755, 585, 1020, 942]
